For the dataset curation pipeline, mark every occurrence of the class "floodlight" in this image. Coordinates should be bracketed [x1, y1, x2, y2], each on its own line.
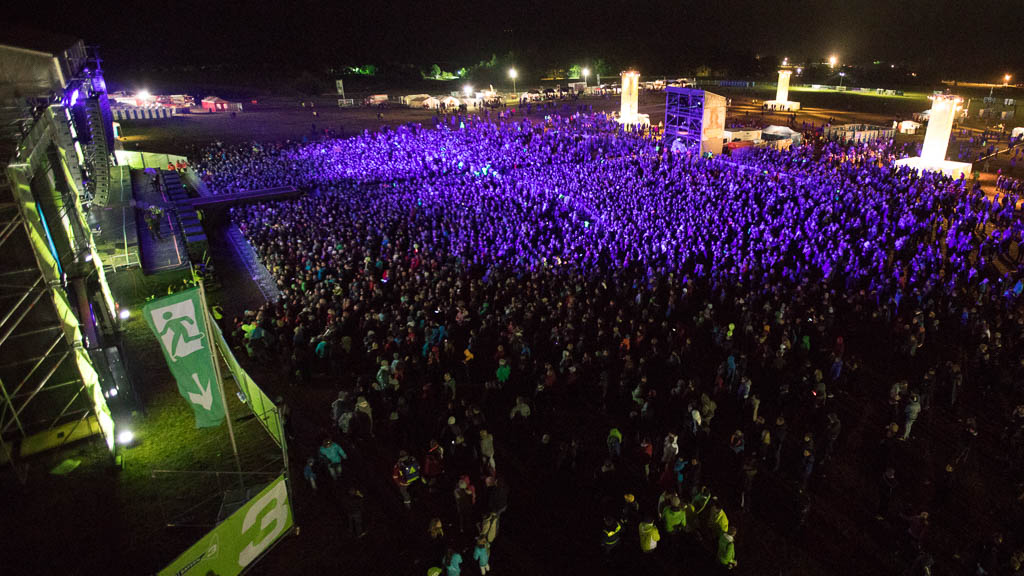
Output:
[117, 429, 134, 445]
[138, 90, 151, 100]
[828, 55, 837, 68]
[582, 67, 590, 77]
[463, 85, 473, 96]
[508, 69, 518, 79]
[119, 308, 131, 320]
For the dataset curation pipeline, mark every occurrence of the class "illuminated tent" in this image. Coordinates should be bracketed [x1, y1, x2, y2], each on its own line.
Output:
[898, 120, 922, 134]
[403, 93, 429, 105]
[762, 125, 803, 145]
[439, 96, 461, 108]
[419, 97, 440, 109]
[913, 109, 931, 122]
[1012, 127, 1024, 140]
[201, 96, 231, 112]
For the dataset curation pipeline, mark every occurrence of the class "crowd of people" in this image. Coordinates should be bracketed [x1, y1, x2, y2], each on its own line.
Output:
[210, 113, 1024, 574]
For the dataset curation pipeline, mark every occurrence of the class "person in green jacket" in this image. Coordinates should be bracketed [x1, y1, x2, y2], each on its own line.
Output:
[708, 498, 729, 540]
[495, 358, 511, 384]
[717, 526, 737, 569]
[639, 514, 661, 553]
[607, 427, 623, 459]
[663, 496, 686, 535]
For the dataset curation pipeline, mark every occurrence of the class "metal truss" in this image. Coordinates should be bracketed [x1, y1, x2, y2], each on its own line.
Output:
[0, 179, 95, 483]
[664, 87, 707, 153]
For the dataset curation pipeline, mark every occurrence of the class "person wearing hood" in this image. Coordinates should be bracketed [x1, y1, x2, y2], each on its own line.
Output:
[638, 513, 661, 553]
[717, 526, 737, 569]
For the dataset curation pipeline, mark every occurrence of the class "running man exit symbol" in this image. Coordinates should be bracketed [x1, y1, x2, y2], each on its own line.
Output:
[150, 299, 205, 361]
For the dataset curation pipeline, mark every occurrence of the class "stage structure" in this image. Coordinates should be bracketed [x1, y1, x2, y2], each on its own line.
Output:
[618, 71, 649, 126]
[894, 94, 972, 179]
[1, 31, 122, 480]
[765, 69, 800, 111]
[664, 87, 727, 156]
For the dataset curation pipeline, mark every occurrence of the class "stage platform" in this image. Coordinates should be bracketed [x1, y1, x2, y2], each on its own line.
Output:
[764, 100, 800, 111]
[894, 157, 973, 180]
[87, 165, 140, 271]
[133, 169, 188, 273]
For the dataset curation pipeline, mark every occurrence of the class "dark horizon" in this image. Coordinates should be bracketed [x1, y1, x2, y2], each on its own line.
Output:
[7, 0, 1022, 82]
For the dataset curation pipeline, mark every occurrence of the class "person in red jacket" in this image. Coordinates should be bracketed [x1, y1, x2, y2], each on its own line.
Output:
[423, 439, 445, 492]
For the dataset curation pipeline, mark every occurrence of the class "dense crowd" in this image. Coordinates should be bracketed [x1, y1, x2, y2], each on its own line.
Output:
[217, 115, 1024, 575]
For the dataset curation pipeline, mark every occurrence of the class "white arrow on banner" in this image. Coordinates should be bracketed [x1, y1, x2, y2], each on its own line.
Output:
[188, 373, 214, 410]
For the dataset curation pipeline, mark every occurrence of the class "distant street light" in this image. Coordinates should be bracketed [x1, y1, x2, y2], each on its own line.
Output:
[1006, 74, 1013, 86]
[509, 68, 518, 96]
[839, 72, 846, 87]
[582, 67, 591, 87]
[829, 55, 837, 68]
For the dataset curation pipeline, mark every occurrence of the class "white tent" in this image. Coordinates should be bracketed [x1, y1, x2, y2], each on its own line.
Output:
[403, 93, 429, 105]
[419, 97, 440, 109]
[439, 96, 461, 108]
[1012, 127, 1024, 140]
[762, 125, 802, 144]
[913, 109, 931, 122]
[898, 120, 922, 134]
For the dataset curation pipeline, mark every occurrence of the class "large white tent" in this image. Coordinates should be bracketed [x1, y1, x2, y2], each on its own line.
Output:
[403, 93, 429, 105]
[762, 125, 803, 145]
[419, 96, 440, 109]
[1013, 127, 1024, 140]
[898, 120, 922, 134]
[439, 96, 461, 109]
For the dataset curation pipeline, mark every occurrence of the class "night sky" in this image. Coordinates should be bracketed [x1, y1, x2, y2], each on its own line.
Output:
[7, 0, 1022, 80]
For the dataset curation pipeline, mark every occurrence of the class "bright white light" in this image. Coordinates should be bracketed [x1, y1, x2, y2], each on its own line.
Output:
[109, 387, 118, 397]
[796, 68, 803, 74]
[463, 85, 473, 96]
[117, 430, 134, 445]
[84, 253, 93, 262]
[508, 68, 518, 79]
[138, 90, 151, 100]
[1006, 74, 1013, 84]
[839, 72, 846, 77]
[829, 55, 837, 68]
[119, 308, 131, 320]
[582, 67, 590, 77]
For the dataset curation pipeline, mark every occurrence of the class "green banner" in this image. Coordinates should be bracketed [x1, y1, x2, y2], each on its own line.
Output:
[144, 288, 224, 428]
[158, 474, 293, 576]
[210, 322, 285, 447]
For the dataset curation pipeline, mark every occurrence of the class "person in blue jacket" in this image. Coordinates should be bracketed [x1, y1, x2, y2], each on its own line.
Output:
[319, 437, 348, 480]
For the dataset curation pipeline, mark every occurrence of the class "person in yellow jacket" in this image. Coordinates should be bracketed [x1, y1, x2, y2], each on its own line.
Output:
[708, 498, 729, 540]
[638, 514, 661, 553]
[663, 496, 686, 535]
[717, 526, 737, 569]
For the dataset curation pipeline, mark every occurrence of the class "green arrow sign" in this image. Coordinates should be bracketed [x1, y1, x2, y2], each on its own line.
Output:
[144, 288, 224, 428]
